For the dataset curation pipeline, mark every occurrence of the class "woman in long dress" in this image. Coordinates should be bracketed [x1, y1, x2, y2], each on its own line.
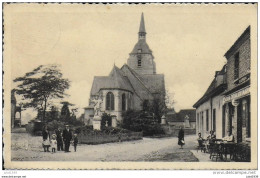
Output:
[178, 127, 185, 149]
[42, 125, 51, 152]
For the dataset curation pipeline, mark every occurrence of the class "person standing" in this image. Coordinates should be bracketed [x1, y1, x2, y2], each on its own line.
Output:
[42, 125, 51, 152]
[50, 134, 57, 153]
[55, 127, 63, 151]
[73, 134, 78, 152]
[63, 125, 72, 152]
[178, 127, 185, 149]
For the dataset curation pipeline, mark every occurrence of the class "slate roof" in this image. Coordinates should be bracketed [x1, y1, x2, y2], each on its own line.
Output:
[166, 109, 196, 122]
[140, 74, 165, 94]
[121, 64, 165, 96]
[193, 65, 226, 108]
[130, 39, 152, 54]
[90, 65, 134, 95]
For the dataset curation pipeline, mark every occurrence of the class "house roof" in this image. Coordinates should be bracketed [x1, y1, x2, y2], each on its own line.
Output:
[224, 26, 250, 59]
[193, 65, 226, 108]
[178, 109, 196, 122]
[90, 65, 134, 95]
[166, 109, 196, 122]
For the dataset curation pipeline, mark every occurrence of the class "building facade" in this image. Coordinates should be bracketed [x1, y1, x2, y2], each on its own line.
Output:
[193, 26, 251, 143]
[85, 13, 165, 126]
[222, 26, 250, 143]
[193, 66, 227, 138]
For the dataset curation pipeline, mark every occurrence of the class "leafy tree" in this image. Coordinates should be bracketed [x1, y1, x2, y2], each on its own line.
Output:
[13, 64, 70, 122]
[49, 106, 59, 121]
[60, 102, 71, 122]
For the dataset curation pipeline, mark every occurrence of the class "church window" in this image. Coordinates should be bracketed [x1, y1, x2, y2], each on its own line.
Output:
[137, 55, 142, 67]
[122, 93, 126, 111]
[106, 92, 114, 110]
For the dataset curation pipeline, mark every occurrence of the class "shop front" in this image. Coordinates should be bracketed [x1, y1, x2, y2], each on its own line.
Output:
[223, 86, 250, 143]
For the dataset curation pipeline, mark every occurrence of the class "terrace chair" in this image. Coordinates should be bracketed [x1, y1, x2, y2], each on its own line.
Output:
[209, 143, 223, 161]
[197, 140, 206, 153]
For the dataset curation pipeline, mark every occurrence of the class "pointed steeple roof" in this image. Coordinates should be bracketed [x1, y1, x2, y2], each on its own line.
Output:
[139, 13, 146, 33]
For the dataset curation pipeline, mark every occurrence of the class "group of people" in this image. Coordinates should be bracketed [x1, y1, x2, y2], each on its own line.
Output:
[42, 125, 79, 153]
[197, 130, 234, 142]
[197, 130, 234, 152]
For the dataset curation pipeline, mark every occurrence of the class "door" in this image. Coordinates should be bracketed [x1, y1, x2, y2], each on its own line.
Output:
[237, 101, 242, 143]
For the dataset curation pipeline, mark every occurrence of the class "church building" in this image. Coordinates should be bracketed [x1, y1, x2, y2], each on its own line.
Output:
[84, 13, 166, 126]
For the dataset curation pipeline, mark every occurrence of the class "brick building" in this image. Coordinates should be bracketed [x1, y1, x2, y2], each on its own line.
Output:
[193, 26, 251, 143]
[222, 26, 250, 143]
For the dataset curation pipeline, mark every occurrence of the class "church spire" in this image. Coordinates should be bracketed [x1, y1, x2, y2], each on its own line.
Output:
[138, 13, 146, 40]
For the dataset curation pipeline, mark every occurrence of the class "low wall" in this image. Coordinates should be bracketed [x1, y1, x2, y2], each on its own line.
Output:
[162, 125, 196, 137]
[78, 132, 143, 145]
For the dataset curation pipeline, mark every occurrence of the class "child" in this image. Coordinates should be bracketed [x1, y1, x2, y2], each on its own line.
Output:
[50, 134, 57, 153]
[73, 134, 78, 152]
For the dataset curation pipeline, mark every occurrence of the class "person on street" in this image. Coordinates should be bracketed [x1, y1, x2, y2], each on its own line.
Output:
[178, 126, 185, 149]
[50, 134, 57, 153]
[63, 125, 73, 152]
[42, 125, 51, 152]
[73, 133, 78, 152]
[55, 127, 64, 151]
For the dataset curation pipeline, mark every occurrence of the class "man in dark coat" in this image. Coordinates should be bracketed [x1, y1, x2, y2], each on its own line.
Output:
[63, 125, 73, 152]
[55, 127, 63, 151]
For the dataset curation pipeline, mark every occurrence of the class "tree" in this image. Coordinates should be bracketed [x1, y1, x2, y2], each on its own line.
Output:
[121, 109, 164, 136]
[13, 64, 70, 122]
[49, 106, 59, 121]
[60, 102, 72, 122]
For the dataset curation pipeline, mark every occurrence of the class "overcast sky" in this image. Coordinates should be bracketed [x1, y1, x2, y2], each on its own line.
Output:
[7, 4, 256, 120]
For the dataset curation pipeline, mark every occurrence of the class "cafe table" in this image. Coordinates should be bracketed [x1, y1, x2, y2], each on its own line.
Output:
[216, 141, 237, 161]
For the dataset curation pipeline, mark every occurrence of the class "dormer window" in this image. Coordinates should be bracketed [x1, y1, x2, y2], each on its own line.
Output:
[138, 49, 142, 53]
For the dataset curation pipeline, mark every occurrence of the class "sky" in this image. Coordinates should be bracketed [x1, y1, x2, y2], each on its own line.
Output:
[6, 4, 256, 121]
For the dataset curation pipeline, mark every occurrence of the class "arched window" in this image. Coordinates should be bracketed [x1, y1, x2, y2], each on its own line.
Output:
[106, 92, 114, 110]
[122, 93, 126, 111]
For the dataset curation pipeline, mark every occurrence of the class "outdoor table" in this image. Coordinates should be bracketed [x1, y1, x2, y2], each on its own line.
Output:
[219, 142, 237, 161]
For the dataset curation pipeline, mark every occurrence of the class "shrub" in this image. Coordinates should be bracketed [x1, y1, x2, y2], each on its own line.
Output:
[122, 109, 165, 136]
[101, 113, 112, 129]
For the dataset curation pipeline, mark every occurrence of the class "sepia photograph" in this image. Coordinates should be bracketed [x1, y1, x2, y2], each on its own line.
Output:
[2, 3, 257, 170]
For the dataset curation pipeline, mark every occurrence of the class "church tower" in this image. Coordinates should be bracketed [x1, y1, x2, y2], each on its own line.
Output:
[127, 13, 156, 75]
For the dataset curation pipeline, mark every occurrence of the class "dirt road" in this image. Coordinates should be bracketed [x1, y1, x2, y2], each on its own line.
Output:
[11, 133, 198, 161]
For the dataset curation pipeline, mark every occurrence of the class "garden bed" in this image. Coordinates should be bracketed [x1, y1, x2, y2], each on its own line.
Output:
[77, 126, 143, 145]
